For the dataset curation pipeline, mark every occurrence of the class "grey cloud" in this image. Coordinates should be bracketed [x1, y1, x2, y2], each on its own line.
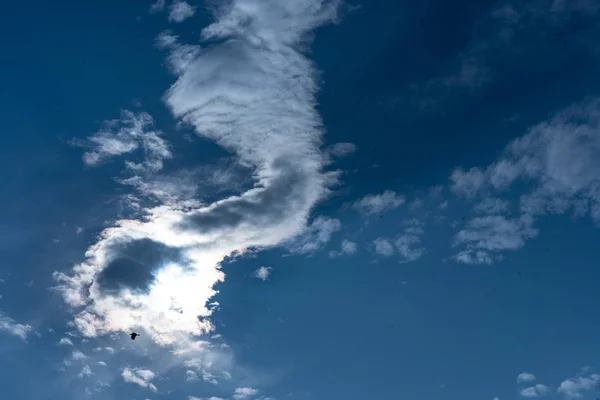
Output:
[95, 238, 189, 296]
[328, 142, 357, 158]
[177, 158, 314, 234]
[474, 198, 511, 214]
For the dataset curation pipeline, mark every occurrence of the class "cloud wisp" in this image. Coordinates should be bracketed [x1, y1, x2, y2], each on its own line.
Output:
[451, 97, 600, 263]
[54, 0, 343, 382]
[0, 311, 32, 340]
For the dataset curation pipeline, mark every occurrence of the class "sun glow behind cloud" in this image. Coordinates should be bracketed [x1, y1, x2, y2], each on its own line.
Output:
[53, 2, 343, 385]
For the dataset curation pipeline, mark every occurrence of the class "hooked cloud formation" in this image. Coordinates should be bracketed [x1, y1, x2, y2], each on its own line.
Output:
[54, 0, 343, 380]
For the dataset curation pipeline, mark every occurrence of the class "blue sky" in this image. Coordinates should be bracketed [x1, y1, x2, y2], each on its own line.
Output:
[1, 0, 600, 399]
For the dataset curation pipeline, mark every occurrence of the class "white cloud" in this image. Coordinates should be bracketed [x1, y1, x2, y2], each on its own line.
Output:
[557, 372, 600, 398]
[149, 0, 165, 13]
[395, 234, 425, 263]
[185, 370, 199, 382]
[329, 239, 357, 258]
[373, 238, 394, 257]
[328, 142, 357, 158]
[518, 372, 537, 383]
[122, 368, 158, 392]
[452, 214, 538, 264]
[54, 0, 342, 380]
[353, 191, 405, 215]
[168, 0, 196, 23]
[78, 364, 93, 378]
[450, 98, 600, 223]
[58, 337, 73, 346]
[520, 384, 551, 398]
[474, 198, 511, 214]
[450, 167, 487, 198]
[98, 361, 107, 366]
[253, 266, 272, 281]
[75, 110, 172, 172]
[373, 220, 425, 262]
[71, 350, 88, 361]
[287, 216, 341, 254]
[0, 312, 32, 340]
[233, 387, 259, 400]
[190, 397, 224, 400]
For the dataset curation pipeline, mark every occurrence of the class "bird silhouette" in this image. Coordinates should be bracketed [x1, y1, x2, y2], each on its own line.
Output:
[130, 332, 139, 340]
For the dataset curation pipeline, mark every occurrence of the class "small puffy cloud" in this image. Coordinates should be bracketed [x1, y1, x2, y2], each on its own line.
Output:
[233, 387, 259, 400]
[122, 368, 157, 392]
[374, 220, 425, 262]
[329, 239, 357, 258]
[78, 364, 93, 378]
[58, 337, 73, 346]
[353, 191, 405, 215]
[518, 372, 537, 383]
[0, 312, 32, 340]
[98, 361, 107, 366]
[169, 0, 196, 23]
[71, 350, 88, 361]
[452, 214, 538, 264]
[557, 373, 600, 398]
[328, 142, 357, 158]
[149, 0, 165, 13]
[520, 384, 551, 398]
[253, 266, 272, 281]
[373, 238, 394, 257]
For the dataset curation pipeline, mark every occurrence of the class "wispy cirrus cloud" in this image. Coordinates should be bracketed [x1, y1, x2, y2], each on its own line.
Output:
[353, 190, 405, 215]
[73, 110, 172, 172]
[449, 97, 600, 263]
[412, 0, 600, 111]
[54, 0, 343, 383]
